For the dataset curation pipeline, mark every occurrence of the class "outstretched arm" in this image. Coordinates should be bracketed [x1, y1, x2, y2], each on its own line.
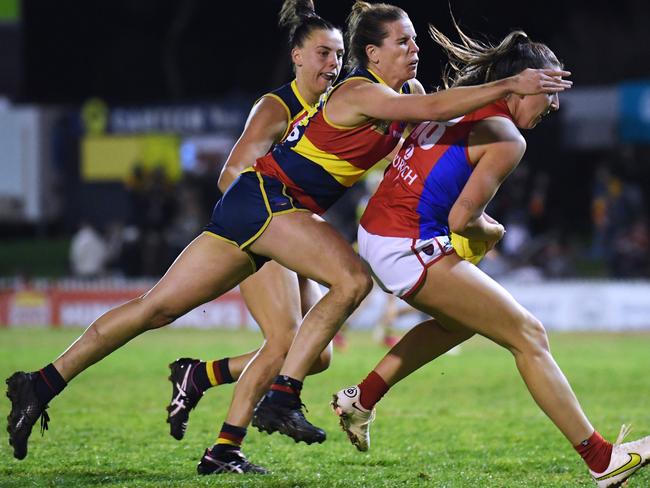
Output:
[338, 68, 570, 125]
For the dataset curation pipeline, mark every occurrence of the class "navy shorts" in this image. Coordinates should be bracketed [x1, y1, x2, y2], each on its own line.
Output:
[204, 169, 310, 271]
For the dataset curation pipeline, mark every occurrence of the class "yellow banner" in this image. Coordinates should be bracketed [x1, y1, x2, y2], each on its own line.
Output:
[81, 134, 181, 182]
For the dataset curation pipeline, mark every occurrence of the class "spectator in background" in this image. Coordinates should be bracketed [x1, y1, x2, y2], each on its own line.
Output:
[591, 163, 621, 266]
[124, 163, 148, 229]
[141, 166, 177, 276]
[69, 222, 108, 278]
[528, 171, 550, 234]
[538, 234, 575, 278]
[590, 158, 646, 277]
[165, 174, 204, 261]
[612, 217, 650, 277]
[104, 220, 126, 274]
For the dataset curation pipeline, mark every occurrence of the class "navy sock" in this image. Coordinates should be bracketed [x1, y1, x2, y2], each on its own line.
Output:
[33, 364, 67, 405]
[267, 375, 303, 405]
[216, 358, 234, 384]
[191, 362, 212, 392]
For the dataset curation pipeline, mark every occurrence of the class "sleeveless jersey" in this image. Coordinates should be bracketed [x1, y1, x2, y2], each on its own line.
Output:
[360, 99, 513, 239]
[261, 79, 313, 143]
[254, 67, 411, 214]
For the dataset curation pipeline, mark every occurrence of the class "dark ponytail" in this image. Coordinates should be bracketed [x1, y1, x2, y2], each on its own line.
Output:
[279, 0, 339, 49]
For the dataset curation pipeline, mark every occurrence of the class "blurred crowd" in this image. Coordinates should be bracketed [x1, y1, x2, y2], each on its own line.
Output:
[480, 147, 649, 280]
[69, 148, 650, 281]
[70, 164, 217, 278]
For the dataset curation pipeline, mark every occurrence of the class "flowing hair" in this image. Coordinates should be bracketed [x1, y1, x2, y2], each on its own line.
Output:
[429, 18, 562, 88]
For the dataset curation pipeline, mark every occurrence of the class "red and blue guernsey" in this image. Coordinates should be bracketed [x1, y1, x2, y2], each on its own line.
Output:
[254, 67, 411, 215]
[361, 99, 513, 239]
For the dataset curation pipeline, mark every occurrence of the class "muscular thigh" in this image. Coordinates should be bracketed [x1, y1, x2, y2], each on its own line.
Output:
[143, 233, 254, 317]
[406, 254, 532, 348]
[250, 211, 366, 288]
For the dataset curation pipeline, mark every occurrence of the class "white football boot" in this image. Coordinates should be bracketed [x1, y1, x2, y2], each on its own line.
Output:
[331, 386, 376, 452]
[590, 425, 650, 487]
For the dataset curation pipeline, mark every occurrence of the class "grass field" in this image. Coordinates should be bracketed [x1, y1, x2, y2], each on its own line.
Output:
[1, 327, 649, 487]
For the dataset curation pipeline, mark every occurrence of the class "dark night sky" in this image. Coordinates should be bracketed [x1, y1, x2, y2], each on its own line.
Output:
[17, 0, 650, 104]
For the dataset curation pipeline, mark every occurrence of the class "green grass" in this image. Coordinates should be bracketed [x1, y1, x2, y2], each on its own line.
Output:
[1, 328, 649, 487]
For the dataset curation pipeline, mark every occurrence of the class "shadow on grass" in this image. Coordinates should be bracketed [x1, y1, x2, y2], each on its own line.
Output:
[0, 468, 179, 487]
[0, 467, 331, 488]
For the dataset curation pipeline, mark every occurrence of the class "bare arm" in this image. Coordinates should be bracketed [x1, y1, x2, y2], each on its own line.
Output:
[217, 97, 288, 192]
[330, 68, 571, 126]
[448, 118, 527, 243]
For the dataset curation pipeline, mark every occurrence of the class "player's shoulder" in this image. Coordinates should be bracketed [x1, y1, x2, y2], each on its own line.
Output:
[404, 78, 425, 95]
[256, 80, 309, 121]
[472, 115, 525, 147]
[249, 95, 292, 124]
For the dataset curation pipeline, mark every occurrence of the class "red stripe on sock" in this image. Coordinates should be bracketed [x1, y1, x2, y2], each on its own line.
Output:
[270, 384, 295, 395]
[358, 371, 389, 410]
[575, 431, 613, 473]
[219, 431, 243, 444]
[39, 369, 55, 393]
[211, 361, 223, 385]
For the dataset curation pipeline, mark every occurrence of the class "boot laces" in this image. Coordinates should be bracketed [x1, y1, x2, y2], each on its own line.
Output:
[39, 407, 50, 436]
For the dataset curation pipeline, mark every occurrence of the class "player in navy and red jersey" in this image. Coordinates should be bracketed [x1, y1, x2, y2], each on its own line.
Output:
[5, 0, 570, 468]
[332, 24, 650, 488]
[162, 0, 344, 475]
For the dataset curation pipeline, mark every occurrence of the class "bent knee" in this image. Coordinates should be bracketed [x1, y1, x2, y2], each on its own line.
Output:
[260, 335, 294, 359]
[507, 313, 549, 356]
[333, 267, 373, 307]
[137, 297, 181, 330]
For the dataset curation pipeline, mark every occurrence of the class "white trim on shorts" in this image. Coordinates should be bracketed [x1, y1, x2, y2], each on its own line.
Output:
[357, 225, 455, 299]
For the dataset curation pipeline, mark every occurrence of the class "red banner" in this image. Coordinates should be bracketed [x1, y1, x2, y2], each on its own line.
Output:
[0, 284, 249, 329]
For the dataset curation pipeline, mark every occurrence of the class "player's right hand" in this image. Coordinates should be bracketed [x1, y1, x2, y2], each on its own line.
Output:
[510, 68, 572, 95]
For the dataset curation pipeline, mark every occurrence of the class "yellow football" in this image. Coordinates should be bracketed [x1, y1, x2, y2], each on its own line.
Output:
[450, 232, 487, 265]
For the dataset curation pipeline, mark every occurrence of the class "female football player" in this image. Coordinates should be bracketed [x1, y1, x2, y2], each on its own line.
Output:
[332, 24, 650, 488]
[6, 0, 570, 469]
[164, 0, 342, 474]
[251, 0, 569, 443]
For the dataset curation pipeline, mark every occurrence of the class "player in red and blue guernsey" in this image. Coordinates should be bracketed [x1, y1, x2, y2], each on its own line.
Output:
[252, 1, 570, 444]
[360, 98, 514, 254]
[6, 1, 570, 466]
[333, 24, 650, 488]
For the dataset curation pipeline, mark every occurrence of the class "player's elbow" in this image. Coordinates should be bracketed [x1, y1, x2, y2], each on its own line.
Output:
[217, 167, 240, 193]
